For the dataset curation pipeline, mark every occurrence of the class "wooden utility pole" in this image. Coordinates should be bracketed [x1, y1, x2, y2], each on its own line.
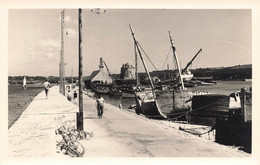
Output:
[60, 9, 65, 95]
[77, 8, 84, 130]
[76, 8, 106, 130]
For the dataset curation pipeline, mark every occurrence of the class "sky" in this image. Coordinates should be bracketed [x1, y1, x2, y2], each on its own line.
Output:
[8, 9, 252, 77]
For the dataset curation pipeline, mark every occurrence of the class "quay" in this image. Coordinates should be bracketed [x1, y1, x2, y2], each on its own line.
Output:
[8, 86, 249, 157]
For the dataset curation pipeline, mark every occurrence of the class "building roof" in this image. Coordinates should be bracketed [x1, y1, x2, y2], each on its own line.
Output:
[85, 70, 99, 81]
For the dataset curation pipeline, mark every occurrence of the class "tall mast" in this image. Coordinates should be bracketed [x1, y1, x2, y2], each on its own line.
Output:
[129, 24, 155, 90]
[134, 42, 138, 86]
[168, 31, 185, 90]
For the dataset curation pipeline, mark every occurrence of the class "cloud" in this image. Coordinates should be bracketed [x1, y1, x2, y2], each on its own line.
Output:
[64, 28, 77, 38]
[214, 40, 251, 55]
[38, 39, 60, 48]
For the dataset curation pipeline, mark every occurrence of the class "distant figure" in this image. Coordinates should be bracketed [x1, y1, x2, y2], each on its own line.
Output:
[43, 79, 50, 99]
[73, 91, 78, 104]
[67, 90, 72, 101]
[96, 95, 105, 119]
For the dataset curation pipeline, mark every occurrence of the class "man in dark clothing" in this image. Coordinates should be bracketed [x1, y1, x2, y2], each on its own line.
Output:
[73, 91, 78, 104]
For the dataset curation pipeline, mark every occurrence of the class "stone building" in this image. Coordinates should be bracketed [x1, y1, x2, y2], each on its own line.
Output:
[120, 63, 135, 80]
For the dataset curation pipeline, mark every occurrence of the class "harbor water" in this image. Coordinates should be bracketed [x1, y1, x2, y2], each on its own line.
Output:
[100, 81, 252, 114]
[8, 85, 44, 128]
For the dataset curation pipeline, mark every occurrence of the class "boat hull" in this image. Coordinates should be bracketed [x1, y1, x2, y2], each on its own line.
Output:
[158, 90, 193, 119]
[135, 91, 167, 119]
[91, 84, 110, 94]
[134, 89, 194, 119]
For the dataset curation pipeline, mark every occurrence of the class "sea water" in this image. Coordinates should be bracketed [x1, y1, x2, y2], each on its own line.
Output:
[8, 85, 44, 128]
[101, 81, 252, 112]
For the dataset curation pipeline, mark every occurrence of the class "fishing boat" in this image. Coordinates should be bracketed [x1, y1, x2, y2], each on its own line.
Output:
[165, 31, 194, 118]
[91, 83, 110, 94]
[129, 26, 215, 119]
[129, 25, 167, 119]
[109, 85, 122, 96]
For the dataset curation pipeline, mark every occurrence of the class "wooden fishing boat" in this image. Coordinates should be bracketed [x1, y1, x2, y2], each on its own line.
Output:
[91, 83, 110, 94]
[129, 27, 212, 119]
[109, 85, 122, 96]
[162, 31, 194, 118]
[129, 25, 166, 119]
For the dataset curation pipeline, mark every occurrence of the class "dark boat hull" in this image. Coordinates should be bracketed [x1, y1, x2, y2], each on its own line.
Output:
[91, 84, 110, 94]
[134, 91, 167, 119]
[188, 94, 230, 126]
[138, 90, 209, 120]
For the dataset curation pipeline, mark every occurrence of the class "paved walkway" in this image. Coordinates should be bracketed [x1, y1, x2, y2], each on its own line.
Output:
[8, 86, 249, 157]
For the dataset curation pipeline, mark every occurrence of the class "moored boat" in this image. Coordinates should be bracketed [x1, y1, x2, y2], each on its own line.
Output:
[91, 83, 110, 94]
[197, 81, 216, 86]
[129, 25, 166, 119]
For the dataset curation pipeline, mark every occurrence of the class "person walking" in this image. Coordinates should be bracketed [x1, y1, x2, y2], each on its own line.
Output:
[73, 91, 78, 104]
[67, 90, 72, 101]
[96, 94, 105, 119]
[43, 79, 50, 99]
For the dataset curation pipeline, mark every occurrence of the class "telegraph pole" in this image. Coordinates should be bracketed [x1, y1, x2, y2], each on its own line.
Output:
[77, 8, 106, 130]
[60, 9, 65, 95]
[77, 8, 84, 130]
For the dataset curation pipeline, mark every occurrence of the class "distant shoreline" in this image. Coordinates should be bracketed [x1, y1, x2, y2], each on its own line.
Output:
[8, 83, 43, 88]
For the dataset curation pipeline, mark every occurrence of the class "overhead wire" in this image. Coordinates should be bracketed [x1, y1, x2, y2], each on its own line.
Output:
[161, 47, 172, 70]
[137, 41, 158, 71]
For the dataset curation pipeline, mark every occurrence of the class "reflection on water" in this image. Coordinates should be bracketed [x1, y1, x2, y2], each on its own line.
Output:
[98, 81, 252, 113]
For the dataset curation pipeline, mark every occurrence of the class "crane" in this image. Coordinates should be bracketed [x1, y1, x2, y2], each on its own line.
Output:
[182, 48, 202, 73]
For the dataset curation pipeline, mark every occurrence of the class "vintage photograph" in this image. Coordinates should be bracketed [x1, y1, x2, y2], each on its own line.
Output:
[7, 8, 252, 158]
